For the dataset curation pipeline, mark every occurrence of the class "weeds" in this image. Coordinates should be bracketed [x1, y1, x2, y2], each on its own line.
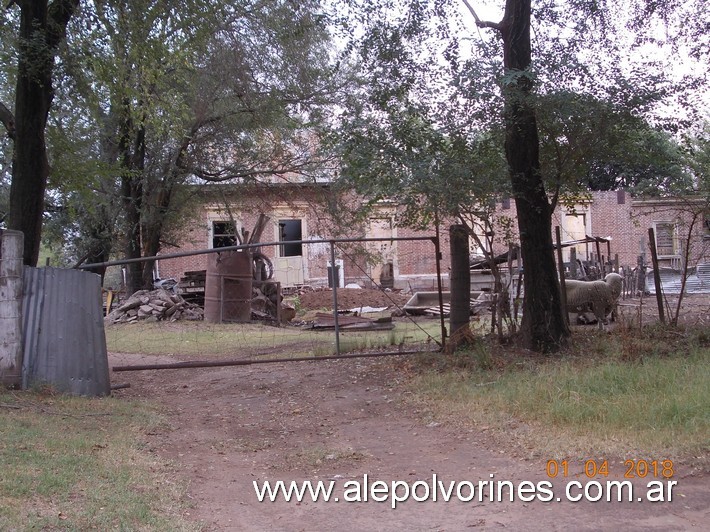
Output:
[105, 320, 440, 358]
[407, 325, 710, 462]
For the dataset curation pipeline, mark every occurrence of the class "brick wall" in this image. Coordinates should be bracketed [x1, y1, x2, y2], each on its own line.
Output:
[155, 186, 708, 289]
[491, 191, 708, 271]
[154, 187, 446, 288]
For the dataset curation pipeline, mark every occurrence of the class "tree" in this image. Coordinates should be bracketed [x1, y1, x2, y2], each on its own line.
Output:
[42, 0, 343, 294]
[469, 0, 568, 351]
[333, 0, 706, 351]
[333, 1, 567, 350]
[632, 126, 709, 325]
[3, 0, 79, 266]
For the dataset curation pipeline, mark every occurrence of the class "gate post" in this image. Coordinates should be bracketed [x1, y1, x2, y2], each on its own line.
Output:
[330, 241, 341, 356]
[0, 230, 24, 387]
[449, 225, 470, 339]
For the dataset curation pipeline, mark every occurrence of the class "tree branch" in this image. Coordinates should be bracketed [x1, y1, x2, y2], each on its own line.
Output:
[477, 19, 503, 30]
[0, 101, 15, 140]
[185, 161, 314, 183]
[461, 0, 503, 30]
[46, 0, 80, 50]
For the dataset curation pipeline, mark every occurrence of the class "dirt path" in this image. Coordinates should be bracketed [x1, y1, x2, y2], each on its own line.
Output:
[111, 353, 708, 531]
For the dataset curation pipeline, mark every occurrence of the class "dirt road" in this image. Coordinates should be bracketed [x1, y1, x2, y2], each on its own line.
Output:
[112, 353, 708, 531]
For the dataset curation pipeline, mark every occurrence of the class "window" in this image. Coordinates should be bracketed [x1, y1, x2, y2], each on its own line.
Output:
[211, 221, 238, 248]
[653, 222, 678, 257]
[278, 219, 302, 257]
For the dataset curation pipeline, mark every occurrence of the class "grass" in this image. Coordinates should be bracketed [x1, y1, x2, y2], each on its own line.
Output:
[105, 319, 443, 358]
[0, 390, 195, 531]
[408, 325, 710, 463]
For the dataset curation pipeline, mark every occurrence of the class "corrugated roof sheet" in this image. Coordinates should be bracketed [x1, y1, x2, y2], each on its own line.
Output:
[22, 267, 110, 396]
[645, 263, 710, 295]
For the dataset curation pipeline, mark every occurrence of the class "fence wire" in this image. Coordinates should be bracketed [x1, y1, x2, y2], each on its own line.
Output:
[93, 237, 446, 368]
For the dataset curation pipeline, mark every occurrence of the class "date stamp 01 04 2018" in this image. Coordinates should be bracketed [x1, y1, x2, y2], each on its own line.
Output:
[545, 459, 675, 480]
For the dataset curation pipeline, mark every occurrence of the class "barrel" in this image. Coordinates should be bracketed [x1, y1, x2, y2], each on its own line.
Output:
[204, 250, 252, 323]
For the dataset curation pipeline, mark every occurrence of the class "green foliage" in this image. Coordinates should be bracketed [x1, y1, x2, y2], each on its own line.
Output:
[36, 0, 342, 267]
[331, 0, 707, 222]
[536, 91, 693, 194]
[331, 101, 509, 230]
[681, 124, 710, 196]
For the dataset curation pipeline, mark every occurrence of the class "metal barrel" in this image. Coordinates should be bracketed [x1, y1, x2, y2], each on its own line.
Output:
[204, 250, 252, 323]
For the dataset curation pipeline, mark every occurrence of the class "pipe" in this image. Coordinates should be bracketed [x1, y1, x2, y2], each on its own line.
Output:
[112, 348, 439, 372]
[78, 236, 437, 270]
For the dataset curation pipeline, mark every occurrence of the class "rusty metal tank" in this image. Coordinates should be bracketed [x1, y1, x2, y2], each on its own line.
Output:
[204, 250, 252, 323]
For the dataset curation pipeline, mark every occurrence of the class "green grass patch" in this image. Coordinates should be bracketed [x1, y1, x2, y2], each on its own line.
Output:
[409, 325, 710, 461]
[0, 390, 195, 531]
[105, 320, 442, 357]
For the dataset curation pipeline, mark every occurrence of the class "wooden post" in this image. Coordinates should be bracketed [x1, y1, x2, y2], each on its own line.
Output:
[0, 230, 24, 387]
[570, 247, 578, 279]
[514, 246, 522, 322]
[606, 240, 612, 272]
[647, 228, 665, 324]
[636, 255, 645, 295]
[555, 226, 568, 325]
[449, 225, 471, 339]
[595, 240, 603, 278]
[329, 241, 341, 355]
[614, 254, 619, 274]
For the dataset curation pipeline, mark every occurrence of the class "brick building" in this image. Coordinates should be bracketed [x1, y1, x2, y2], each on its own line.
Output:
[548, 191, 708, 270]
[155, 184, 450, 291]
[156, 185, 709, 290]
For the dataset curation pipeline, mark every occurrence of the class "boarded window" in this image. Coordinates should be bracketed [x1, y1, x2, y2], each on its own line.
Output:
[617, 190, 626, 204]
[212, 221, 237, 248]
[654, 222, 677, 256]
[501, 197, 511, 210]
[278, 219, 303, 257]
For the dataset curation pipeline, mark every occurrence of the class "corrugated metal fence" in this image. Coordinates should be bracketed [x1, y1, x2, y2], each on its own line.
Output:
[22, 267, 110, 396]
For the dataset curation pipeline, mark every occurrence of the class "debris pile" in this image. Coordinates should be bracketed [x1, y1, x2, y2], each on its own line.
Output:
[252, 281, 296, 323]
[296, 287, 410, 311]
[105, 289, 204, 323]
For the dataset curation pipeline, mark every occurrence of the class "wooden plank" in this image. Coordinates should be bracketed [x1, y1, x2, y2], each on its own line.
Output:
[311, 312, 394, 330]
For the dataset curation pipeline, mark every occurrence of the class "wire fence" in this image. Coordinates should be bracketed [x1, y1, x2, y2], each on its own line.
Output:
[85, 237, 447, 370]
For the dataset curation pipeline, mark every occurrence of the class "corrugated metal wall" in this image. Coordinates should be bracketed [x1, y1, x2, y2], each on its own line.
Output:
[22, 267, 110, 396]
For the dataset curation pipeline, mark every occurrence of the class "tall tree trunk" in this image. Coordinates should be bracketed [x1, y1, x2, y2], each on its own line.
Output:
[478, 0, 569, 352]
[82, 208, 114, 284]
[121, 173, 143, 295]
[7, 0, 79, 266]
[140, 181, 174, 288]
[119, 110, 146, 295]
